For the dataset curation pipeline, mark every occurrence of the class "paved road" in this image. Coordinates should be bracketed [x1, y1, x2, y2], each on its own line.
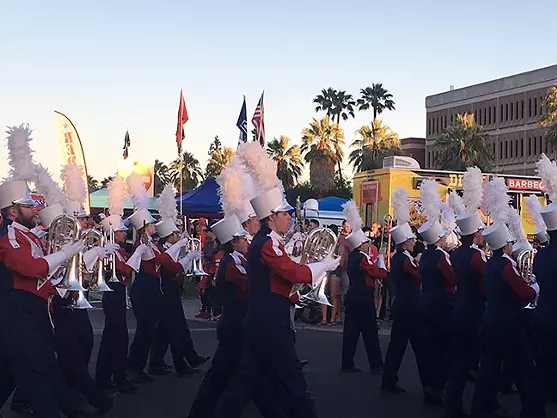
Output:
[2, 299, 556, 418]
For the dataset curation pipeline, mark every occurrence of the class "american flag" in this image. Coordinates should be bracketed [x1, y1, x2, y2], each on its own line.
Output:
[252, 90, 265, 146]
[122, 129, 130, 159]
[176, 90, 189, 154]
[236, 96, 248, 148]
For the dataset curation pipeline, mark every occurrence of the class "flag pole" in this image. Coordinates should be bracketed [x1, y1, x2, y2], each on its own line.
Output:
[180, 152, 183, 219]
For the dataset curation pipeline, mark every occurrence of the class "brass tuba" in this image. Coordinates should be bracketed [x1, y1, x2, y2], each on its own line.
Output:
[48, 214, 86, 292]
[516, 248, 537, 309]
[290, 227, 337, 306]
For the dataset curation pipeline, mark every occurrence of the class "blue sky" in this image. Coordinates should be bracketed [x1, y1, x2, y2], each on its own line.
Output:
[1, 0, 556, 184]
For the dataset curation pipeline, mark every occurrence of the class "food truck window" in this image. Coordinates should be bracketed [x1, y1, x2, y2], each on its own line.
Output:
[508, 193, 518, 210]
[365, 204, 374, 226]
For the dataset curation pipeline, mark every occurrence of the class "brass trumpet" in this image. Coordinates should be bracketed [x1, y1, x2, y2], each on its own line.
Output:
[106, 226, 120, 283]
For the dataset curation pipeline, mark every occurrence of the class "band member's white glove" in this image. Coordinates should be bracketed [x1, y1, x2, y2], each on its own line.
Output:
[530, 282, 540, 296]
[308, 255, 340, 287]
[165, 237, 190, 262]
[126, 244, 150, 273]
[42, 240, 85, 277]
[103, 243, 120, 256]
[178, 249, 201, 272]
[61, 240, 85, 260]
[376, 254, 386, 270]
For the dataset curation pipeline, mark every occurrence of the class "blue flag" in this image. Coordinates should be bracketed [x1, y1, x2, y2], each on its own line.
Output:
[236, 96, 248, 147]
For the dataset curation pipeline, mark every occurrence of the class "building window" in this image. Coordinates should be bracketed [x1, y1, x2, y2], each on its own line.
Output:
[450, 114, 454, 124]
[437, 117, 440, 132]
[444, 115, 447, 129]
[515, 139, 518, 158]
[505, 141, 508, 159]
[488, 107, 492, 124]
[501, 104, 504, 122]
[520, 138, 524, 157]
[500, 142, 503, 159]
[534, 98, 538, 116]
[510, 103, 514, 120]
[528, 137, 532, 155]
[540, 137, 543, 153]
[529, 98, 532, 117]
[515, 101, 519, 119]
[534, 136, 537, 154]
[505, 103, 509, 121]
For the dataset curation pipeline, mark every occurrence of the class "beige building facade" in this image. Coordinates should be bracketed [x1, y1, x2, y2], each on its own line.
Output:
[425, 64, 557, 175]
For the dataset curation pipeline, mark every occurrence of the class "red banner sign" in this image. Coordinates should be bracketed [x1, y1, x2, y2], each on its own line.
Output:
[361, 181, 381, 204]
[506, 178, 545, 192]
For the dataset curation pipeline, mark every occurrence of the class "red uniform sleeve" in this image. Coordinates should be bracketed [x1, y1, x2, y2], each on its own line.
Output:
[368, 245, 379, 262]
[115, 258, 133, 278]
[156, 252, 185, 273]
[260, 239, 311, 284]
[360, 256, 388, 279]
[470, 251, 486, 296]
[0, 231, 49, 279]
[225, 261, 248, 292]
[402, 257, 421, 283]
[502, 262, 536, 302]
[436, 253, 457, 292]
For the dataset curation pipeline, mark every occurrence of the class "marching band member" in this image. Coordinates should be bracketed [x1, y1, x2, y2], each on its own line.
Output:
[214, 142, 339, 418]
[0, 126, 87, 418]
[470, 177, 544, 418]
[95, 176, 137, 393]
[148, 185, 208, 376]
[340, 200, 387, 373]
[533, 155, 557, 404]
[444, 168, 487, 418]
[382, 188, 427, 393]
[416, 179, 457, 406]
[238, 201, 259, 243]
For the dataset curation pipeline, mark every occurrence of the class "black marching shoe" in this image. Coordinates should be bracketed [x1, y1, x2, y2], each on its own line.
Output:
[176, 366, 199, 377]
[423, 387, 445, 408]
[188, 355, 211, 368]
[147, 366, 171, 376]
[95, 392, 119, 415]
[341, 366, 363, 373]
[381, 383, 406, 394]
[115, 378, 138, 393]
[163, 362, 173, 370]
[10, 401, 34, 416]
[300, 359, 309, 368]
[127, 370, 154, 384]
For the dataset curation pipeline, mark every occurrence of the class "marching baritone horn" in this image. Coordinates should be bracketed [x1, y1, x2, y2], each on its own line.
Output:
[186, 238, 208, 277]
[516, 248, 537, 309]
[47, 213, 86, 292]
[88, 229, 113, 292]
[106, 226, 120, 283]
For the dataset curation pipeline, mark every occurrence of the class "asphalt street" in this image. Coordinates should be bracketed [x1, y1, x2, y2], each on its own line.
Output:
[2, 299, 556, 418]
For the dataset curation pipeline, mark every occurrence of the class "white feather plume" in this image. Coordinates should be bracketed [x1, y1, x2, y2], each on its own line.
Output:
[440, 203, 456, 233]
[34, 163, 66, 206]
[107, 175, 126, 217]
[535, 153, 557, 202]
[6, 124, 36, 182]
[525, 194, 545, 231]
[391, 187, 410, 224]
[217, 158, 246, 218]
[484, 177, 510, 225]
[61, 163, 86, 205]
[419, 179, 441, 221]
[156, 184, 177, 221]
[236, 142, 278, 191]
[507, 208, 527, 241]
[342, 199, 362, 230]
[126, 172, 149, 211]
[462, 167, 484, 213]
[448, 191, 466, 216]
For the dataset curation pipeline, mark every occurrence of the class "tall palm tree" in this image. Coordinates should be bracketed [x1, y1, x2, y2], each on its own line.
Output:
[169, 151, 204, 192]
[206, 146, 234, 178]
[301, 116, 345, 195]
[100, 176, 114, 188]
[266, 136, 303, 190]
[540, 85, 557, 145]
[154, 159, 171, 195]
[433, 113, 493, 171]
[87, 175, 99, 191]
[313, 88, 355, 179]
[349, 119, 404, 172]
[357, 83, 396, 121]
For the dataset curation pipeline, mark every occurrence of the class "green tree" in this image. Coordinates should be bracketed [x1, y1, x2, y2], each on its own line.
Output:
[540, 85, 557, 145]
[349, 119, 404, 172]
[433, 113, 493, 171]
[266, 136, 303, 190]
[206, 146, 234, 178]
[169, 151, 204, 192]
[208, 135, 222, 155]
[100, 176, 114, 188]
[154, 159, 171, 195]
[301, 116, 345, 196]
[357, 83, 395, 121]
[87, 175, 99, 191]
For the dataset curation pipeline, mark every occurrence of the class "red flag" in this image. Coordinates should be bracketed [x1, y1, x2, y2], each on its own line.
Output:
[251, 90, 265, 146]
[176, 90, 189, 154]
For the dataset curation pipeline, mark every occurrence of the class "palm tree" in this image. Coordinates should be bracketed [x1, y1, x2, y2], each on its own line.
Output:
[266, 136, 303, 190]
[154, 159, 171, 195]
[357, 83, 396, 121]
[540, 85, 557, 145]
[206, 146, 234, 178]
[313, 88, 355, 179]
[301, 116, 345, 195]
[87, 175, 99, 191]
[349, 119, 404, 172]
[169, 151, 204, 192]
[100, 176, 114, 188]
[433, 113, 493, 171]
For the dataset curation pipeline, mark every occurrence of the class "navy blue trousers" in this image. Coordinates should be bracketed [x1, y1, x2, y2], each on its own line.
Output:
[96, 282, 129, 385]
[420, 304, 453, 390]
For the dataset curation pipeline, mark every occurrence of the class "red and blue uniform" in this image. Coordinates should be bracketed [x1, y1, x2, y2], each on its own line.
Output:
[342, 249, 388, 371]
[471, 253, 545, 418]
[96, 245, 133, 388]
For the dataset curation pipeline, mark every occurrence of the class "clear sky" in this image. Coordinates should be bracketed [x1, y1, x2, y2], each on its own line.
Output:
[1, 0, 556, 185]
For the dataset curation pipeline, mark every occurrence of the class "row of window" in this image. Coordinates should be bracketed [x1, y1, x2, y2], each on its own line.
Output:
[426, 135, 554, 167]
[427, 96, 546, 136]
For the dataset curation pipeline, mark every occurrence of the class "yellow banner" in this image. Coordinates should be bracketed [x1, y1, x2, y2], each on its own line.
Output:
[54, 111, 90, 213]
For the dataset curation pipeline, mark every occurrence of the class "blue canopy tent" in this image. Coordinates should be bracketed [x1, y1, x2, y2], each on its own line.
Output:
[317, 196, 348, 212]
[175, 178, 223, 218]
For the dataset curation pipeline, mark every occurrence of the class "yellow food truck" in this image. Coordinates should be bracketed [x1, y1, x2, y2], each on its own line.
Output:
[353, 158, 547, 237]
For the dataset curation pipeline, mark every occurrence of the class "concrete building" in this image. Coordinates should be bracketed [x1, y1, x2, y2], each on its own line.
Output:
[425, 64, 557, 175]
[400, 137, 425, 168]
